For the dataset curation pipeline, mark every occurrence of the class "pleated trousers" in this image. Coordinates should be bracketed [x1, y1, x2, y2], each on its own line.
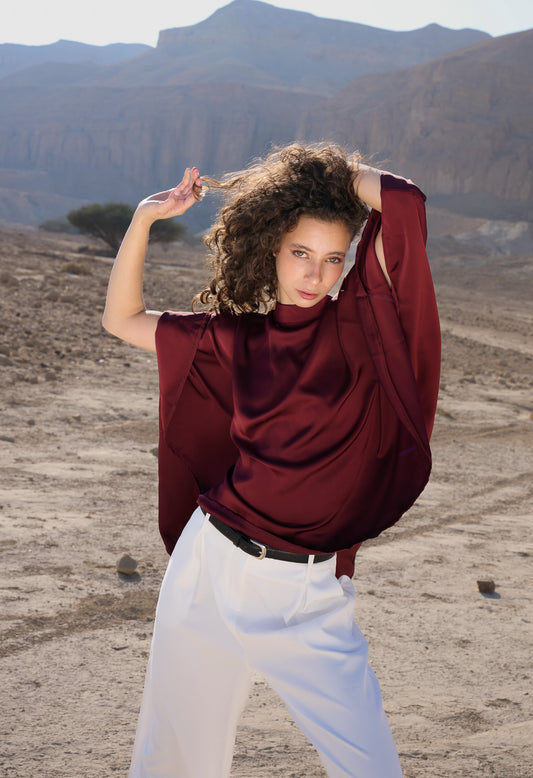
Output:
[129, 507, 403, 778]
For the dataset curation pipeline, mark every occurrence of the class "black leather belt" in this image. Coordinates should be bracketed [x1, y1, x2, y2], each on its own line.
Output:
[208, 515, 335, 564]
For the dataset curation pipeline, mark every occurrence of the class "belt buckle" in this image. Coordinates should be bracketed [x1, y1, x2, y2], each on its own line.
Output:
[250, 539, 267, 560]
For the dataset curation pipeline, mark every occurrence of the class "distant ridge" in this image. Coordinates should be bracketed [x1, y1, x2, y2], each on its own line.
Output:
[0, 39, 151, 80]
[0, 0, 529, 230]
[0, 0, 489, 94]
[146, 0, 489, 94]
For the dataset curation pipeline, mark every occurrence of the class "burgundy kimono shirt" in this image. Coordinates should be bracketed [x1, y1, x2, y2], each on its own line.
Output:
[155, 173, 441, 577]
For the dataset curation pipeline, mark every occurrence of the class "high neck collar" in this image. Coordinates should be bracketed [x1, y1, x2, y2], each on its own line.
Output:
[272, 295, 330, 327]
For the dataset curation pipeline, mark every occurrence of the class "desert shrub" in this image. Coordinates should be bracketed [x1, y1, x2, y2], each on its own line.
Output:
[66, 203, 186, 252]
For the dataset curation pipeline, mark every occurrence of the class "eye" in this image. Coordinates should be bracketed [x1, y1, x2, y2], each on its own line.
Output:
[293, 250, 307, 258]
[326, 256, 344, 264]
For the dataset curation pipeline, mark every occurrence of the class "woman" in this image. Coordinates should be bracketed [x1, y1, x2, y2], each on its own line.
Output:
[103, 144, 440, 777]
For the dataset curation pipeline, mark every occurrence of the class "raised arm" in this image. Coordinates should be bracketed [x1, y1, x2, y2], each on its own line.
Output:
[351, 163, 391, 288]
[352, 163, 382, 213]
[102, 167, 202, 352]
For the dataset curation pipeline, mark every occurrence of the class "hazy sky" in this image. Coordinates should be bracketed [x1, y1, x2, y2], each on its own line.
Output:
[2, 0, 532, 47]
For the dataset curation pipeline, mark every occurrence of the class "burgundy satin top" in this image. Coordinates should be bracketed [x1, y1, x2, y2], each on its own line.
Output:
[155, 174, 440, 577]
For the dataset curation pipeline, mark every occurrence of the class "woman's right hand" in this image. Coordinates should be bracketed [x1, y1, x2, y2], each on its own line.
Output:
[136, 167, 203, 224]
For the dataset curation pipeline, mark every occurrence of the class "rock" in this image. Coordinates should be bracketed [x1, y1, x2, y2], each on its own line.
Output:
[0, 271, 19, 286]
[117, 553, 138, 575]
[477, 578, 496, 594]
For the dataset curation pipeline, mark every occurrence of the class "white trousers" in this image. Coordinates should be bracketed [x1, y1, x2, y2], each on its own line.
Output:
[129, 507, 403, 778]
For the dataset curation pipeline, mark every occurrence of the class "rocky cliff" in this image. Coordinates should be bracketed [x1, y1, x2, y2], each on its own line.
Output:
[0, 82, 318, 231]
[299, 28, 533, 220]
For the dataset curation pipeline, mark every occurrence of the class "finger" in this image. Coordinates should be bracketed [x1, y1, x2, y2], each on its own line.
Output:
[171, 173, 190, 199]
[184, 167, 194, 188]
[192, 167, 202, 187]
[190, 167, 204, 199]
[171, 168, 189, 193]
[180, 167, 197, 191]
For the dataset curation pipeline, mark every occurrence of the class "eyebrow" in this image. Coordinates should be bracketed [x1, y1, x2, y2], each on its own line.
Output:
[290, 242, 347, 256]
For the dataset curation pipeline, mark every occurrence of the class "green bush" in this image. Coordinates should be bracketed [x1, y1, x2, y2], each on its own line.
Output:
[66, 202, 186, 253]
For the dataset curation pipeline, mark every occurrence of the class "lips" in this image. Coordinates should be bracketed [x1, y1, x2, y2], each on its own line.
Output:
[297, 290, 319, 300]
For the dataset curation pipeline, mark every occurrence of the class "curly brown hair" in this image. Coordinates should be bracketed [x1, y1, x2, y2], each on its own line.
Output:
[193, 143, 369, 313]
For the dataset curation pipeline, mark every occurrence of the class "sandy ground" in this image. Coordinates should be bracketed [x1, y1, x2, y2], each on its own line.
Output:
[1, 225, 532, 777]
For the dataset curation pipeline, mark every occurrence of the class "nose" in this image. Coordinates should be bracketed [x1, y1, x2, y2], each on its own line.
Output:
[304, 260, 323, 286]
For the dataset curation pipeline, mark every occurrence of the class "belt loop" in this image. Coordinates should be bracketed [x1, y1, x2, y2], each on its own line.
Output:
[304, 554, 314, 585]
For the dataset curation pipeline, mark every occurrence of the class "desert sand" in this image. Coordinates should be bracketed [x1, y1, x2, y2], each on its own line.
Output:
[1, 224, 532, 777]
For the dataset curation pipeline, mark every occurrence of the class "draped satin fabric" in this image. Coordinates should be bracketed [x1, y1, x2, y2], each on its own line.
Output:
[155, 174, 440, 578]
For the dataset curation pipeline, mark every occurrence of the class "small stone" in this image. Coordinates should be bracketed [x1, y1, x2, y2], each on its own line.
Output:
[0, 271, 19, 286]
[477, 578, 496, 594]
[117, 553, 138, 575]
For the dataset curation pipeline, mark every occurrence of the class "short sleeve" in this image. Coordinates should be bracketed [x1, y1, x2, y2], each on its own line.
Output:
[155, 311, 238, 555]
[156, 311, 211, 433]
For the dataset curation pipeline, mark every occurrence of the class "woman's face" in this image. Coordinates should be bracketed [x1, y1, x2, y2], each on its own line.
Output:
[275, 216, 351, 307]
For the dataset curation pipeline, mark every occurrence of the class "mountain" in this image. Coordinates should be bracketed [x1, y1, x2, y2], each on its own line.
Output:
[0, 0, 529, 231]
[0, 1, 488, 95]
[299, 28, 533, 221]
[100, 0, 488, 94]
[0, 39, 150, 80]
